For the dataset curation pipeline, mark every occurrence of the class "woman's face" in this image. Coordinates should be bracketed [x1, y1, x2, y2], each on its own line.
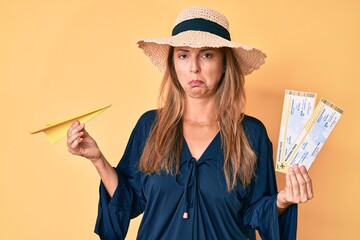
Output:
[173, 47, 224, 99]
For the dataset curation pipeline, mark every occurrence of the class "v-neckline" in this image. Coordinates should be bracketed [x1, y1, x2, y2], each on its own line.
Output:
[182, 131, 221, 162]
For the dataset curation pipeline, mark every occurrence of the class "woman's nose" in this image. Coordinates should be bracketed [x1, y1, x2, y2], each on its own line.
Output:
[190, 59, 200, 73]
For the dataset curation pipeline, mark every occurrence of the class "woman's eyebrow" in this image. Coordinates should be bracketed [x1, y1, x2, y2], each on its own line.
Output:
[199, 48, 215, 52]
[175, 48, 190, 52]
[174, 48, 216, 54]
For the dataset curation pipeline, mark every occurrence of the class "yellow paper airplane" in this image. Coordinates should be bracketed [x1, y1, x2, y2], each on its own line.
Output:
[30, 104, 111, 144]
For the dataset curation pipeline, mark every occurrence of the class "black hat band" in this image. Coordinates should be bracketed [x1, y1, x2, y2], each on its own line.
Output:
[172, 18, 231, 41]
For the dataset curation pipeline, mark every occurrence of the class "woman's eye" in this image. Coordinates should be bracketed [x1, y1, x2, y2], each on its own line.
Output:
[178, 54, 187, 59]
[203, 53, 212, 58]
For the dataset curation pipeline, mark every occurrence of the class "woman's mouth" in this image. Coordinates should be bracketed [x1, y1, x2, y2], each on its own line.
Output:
[189, 80, 204, 87]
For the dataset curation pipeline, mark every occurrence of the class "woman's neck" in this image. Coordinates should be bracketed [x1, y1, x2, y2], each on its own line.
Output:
[183, 96, 218, 124]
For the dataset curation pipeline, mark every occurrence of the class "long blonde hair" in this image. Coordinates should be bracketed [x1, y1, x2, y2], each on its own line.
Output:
[139, 47, 257, 191]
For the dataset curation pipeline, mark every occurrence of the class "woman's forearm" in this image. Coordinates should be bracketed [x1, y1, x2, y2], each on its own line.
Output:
[91, 154, 118, 197]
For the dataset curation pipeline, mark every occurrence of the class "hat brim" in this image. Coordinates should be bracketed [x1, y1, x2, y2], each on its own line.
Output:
[137, 31, 266, 76]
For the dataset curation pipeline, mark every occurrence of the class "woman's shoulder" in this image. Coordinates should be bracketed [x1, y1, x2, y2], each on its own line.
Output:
[132, 109, 157, 134]
[242, 115, 271, 147]
[242, 115, 268, 134]
[138, 109, 157, 123]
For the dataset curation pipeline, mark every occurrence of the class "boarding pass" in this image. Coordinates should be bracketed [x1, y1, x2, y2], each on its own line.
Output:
[276, 90, 343, 173]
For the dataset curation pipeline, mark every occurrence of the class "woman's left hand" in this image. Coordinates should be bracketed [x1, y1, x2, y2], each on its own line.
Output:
[277, 164, 314, 213]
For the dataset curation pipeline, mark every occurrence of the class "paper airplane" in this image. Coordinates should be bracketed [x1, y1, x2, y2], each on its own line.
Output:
[30, 104, 111, 144]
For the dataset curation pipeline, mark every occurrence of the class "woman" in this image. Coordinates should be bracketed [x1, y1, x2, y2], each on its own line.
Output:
[67, 6, 313, 240]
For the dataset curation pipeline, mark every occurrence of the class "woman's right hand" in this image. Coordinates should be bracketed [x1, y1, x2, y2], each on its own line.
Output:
[67, 121, 102, 162]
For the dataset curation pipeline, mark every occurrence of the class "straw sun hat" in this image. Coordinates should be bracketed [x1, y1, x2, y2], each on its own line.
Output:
[137, 6, 266, 76]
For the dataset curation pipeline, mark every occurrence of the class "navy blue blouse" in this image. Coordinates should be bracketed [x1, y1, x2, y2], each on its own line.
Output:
[94, 110, 298, 240]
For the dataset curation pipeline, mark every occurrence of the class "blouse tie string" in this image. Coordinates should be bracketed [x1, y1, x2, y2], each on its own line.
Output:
[183, 157, 198, 219]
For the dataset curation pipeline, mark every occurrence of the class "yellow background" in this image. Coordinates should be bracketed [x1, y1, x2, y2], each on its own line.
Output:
[1, 0, 359, 239]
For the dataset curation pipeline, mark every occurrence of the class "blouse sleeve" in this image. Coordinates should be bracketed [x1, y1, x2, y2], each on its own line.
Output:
[94, 113, 151, 240]
[242, 118, 298, 240]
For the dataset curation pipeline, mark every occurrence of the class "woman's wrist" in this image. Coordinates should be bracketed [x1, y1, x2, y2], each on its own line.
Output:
[276, 193, 291, 216]
[276, 192, 292, 215]
[277, 199, 291, 209]
[90, 152, 106, 169]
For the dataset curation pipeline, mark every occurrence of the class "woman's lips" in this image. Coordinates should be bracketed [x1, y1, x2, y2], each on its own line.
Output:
[189, 80, 204, 87]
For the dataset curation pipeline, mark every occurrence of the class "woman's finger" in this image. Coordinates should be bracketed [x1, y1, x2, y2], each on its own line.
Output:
[70, 136, 83, 149]
[67, 122, 85, 138]
[67, 121, 79, 136]
[68, 131, 84, 146]
[285, 168, 293, 201]
[70, 137, 82, 149]
[67, 125, 84, 145]
[300, 165, 314, 200]
[293, 164, 308, 202]
[289, 166, 300, 202]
